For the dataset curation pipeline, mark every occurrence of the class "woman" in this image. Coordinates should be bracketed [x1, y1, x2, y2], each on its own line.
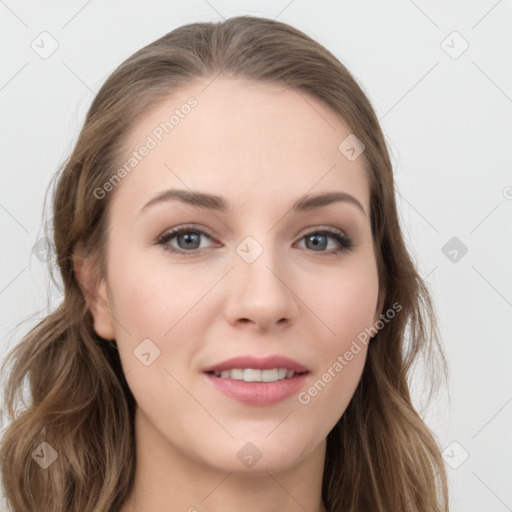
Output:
[0, 15, 449, 512]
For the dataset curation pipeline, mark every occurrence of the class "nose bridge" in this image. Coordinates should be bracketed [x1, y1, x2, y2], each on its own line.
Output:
[236, 233, 288, 298]
[224, 232, 298, 328]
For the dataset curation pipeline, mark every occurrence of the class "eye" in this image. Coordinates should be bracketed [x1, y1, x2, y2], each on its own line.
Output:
[156, 225, 354, 256]
[295, 227, 354, 256]
[157, 225, 219, 255]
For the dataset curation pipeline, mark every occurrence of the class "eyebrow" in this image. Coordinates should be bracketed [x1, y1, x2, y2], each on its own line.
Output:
[140, 188, 366, 216]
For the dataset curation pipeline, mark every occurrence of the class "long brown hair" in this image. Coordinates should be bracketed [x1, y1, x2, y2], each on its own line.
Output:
[1, 15, 449, 511]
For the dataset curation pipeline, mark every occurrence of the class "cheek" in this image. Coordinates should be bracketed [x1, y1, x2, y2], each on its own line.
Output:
[108, 247, 212, 337]
[298, 266, 376, 421]
[106, 251, 207, 403]
[311, 262, 377, 412]
[308, 260, 379, 346]
[109, 242, 379, 347]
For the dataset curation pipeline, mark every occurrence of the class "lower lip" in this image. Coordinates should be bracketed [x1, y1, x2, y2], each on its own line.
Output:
[204, 372, 309, 406]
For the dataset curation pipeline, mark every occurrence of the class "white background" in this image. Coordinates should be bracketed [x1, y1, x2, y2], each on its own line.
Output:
[1, 1, 511, 510]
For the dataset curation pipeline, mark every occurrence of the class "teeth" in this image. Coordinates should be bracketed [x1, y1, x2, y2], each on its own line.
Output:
[230, 369, 244, 380]
[261, 369, 278, 382]
[212, 368, 300, 382]
[244, 369, 262, 382]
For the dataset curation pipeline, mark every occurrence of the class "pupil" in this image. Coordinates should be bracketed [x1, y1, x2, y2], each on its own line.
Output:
[176, 233, 329, 251]
[308, 234, 326, 250]
[181, 233, 199, 249]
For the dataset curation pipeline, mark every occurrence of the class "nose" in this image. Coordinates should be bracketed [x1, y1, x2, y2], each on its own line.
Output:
[223, 246, 300, 332]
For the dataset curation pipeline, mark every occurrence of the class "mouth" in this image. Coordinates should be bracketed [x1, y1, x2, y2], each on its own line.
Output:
[202, 355, 310, 405]
[204, 368, 308, 382]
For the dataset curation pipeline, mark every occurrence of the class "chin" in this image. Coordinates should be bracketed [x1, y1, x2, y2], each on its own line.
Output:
[197, 434, 314, 475]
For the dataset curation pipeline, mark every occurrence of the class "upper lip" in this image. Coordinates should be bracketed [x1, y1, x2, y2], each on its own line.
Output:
[202, 355, 309, 373]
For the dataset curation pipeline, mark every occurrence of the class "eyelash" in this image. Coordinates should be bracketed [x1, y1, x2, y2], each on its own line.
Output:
[156, 224, 354, 257]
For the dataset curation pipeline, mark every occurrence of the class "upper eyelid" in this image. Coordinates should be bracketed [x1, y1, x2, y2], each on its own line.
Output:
[158, 224, 351, 245]
[159, 224, 217, 241]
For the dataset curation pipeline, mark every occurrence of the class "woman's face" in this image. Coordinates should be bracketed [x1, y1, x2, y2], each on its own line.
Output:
[88, 76, 381, 474]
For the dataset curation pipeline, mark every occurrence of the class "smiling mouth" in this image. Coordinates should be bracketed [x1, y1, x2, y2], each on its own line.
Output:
[205, 368, 308, 383]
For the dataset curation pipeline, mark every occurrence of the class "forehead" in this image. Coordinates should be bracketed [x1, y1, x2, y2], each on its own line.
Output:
[112, 76, 370, 216]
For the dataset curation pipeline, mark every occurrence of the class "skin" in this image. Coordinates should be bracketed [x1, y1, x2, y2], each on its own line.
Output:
[76, 76, 382, 512]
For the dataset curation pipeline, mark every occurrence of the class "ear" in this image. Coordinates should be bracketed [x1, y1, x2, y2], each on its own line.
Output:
[73, 242, 116, 340]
